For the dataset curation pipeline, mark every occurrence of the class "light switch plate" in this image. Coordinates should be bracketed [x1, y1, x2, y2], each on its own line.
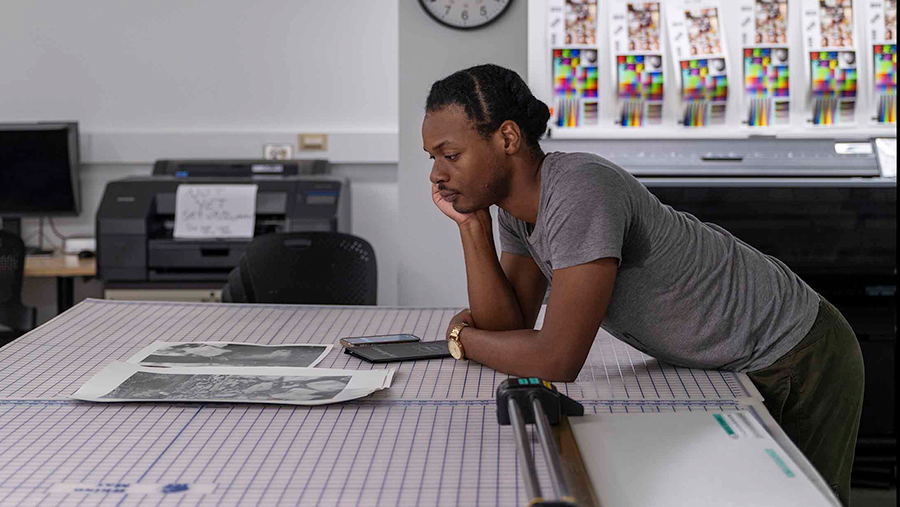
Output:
[298, 133, 328, 151]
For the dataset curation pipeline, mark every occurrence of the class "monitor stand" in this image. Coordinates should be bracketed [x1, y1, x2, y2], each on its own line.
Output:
[1, 217, 55, 256]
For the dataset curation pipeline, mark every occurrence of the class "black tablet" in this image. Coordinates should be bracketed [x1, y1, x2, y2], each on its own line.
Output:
[345, 340, 451, 363]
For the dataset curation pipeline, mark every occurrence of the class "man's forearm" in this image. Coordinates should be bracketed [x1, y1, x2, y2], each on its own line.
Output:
[458, 214, 526, 331]
[460, 327, 582, 382]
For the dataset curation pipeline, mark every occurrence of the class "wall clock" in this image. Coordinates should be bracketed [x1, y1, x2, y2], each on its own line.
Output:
[419, 0, 512, 30]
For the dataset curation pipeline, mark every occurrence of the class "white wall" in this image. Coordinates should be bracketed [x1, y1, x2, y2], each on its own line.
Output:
[2, 0, 401, 310]
[1, 0, 397, 131]
[397, 0, 529, 307]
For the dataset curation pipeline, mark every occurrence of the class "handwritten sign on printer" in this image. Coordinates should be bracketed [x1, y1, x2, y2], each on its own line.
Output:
[173, 185, 258, 239]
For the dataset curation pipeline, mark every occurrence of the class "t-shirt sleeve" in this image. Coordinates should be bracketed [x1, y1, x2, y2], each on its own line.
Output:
[497, 208, 532, 257]
[544, 164, 631, 270]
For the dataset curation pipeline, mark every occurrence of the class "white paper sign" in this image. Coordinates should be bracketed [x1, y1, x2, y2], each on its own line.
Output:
[173, 184, 257, 239]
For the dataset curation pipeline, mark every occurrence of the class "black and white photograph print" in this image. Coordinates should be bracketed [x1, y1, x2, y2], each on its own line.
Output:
[129, 341, 332, 368]
[100, 372, 351, 402]
[72, 363, 395, 406]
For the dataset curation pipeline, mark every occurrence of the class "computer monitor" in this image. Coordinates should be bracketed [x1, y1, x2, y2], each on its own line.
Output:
[0, 122, 81, 237]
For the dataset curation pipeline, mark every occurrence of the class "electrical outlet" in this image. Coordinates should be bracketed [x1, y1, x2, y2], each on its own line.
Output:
[298, 133, 328, 151]
[263, 143, 294, 160]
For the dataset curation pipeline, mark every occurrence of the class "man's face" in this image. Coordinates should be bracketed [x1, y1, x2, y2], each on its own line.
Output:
[423, 105, 510, 214]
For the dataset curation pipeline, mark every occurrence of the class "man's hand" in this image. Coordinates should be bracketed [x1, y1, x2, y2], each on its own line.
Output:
[432, 183, 474, 225]
[446, 309, 476, 340]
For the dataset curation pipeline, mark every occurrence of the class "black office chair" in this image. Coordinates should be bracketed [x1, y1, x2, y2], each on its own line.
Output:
[222, 232, 377, 305]
[0, 231, 37, 346]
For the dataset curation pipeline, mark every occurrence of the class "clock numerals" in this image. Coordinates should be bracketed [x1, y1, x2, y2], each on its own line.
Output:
[419, 0, 511, 30]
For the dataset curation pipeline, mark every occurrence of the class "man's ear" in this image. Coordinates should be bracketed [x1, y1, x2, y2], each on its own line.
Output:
[498, 120, 522, 155]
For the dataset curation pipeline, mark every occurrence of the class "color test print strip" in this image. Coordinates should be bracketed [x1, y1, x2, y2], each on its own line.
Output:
[552, 48, 600, 127]
[617, 55, 664, 126]
[873, 44, 897, 124]
[609, 1, 666, 127]
[743, 48, 790, 127]
[666, 0, 730, 127]
[801, 0, 859, 125]
[865, 0, 895, 124]
[810, 51, 858, 125]
[739, 0, 791, 127]
[680, 58, 728, 126]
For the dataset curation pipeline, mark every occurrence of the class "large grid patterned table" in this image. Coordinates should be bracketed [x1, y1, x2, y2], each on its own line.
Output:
[0, 299, 831, 507]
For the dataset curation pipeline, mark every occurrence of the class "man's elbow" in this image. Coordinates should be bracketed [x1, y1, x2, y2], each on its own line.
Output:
[556, 365, 582, 383]
[542, 354, 583, 383]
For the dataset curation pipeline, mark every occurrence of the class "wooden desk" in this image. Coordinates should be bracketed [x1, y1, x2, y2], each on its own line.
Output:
[24, 254, 96, 312]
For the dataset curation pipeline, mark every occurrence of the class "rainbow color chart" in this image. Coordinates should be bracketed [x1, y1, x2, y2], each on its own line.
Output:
[874, 44, 896, 124]
[744, 48, 790, 126]
[681, 59, 728, 126]
[617, 55, 664, 100]
[810, 51, 858, 125]
[617, 55, 664, 127]
[553, 49, 599, 127]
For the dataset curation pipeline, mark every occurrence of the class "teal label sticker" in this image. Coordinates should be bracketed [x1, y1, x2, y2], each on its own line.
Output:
[765, 449, 795, 478]
[713, 414, 738, 439]
[518, 379, 528, 385]
[529, 378, 539, 385]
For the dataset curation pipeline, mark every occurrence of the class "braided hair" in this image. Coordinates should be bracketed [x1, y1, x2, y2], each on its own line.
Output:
[425, 64, 550, 158]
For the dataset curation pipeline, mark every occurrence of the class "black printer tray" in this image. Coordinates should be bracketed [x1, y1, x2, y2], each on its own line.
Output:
[148, 239, 249, 269]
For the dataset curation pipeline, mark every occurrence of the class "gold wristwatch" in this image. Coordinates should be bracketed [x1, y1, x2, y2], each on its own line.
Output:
[448, 322, 468, 360]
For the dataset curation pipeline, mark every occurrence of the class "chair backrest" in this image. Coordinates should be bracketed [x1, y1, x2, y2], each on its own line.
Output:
[222, 232, 377, 305]
[0, 231, 25, 307]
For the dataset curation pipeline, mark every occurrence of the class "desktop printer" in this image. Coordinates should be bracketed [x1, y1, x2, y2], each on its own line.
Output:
[96, 159, 349, 282]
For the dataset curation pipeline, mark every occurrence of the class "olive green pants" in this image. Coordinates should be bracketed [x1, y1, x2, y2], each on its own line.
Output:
[748, 296, 865, 506]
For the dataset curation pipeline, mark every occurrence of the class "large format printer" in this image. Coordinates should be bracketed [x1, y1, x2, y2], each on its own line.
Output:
[96, 159, 348, 287]
[545, 136, 897, 487]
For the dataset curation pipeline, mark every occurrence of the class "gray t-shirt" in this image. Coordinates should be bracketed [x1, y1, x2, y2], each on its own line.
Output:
[498, 151, 819, 371]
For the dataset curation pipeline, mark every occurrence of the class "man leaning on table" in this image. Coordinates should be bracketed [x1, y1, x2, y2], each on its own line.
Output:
[422, 63, 864, 506]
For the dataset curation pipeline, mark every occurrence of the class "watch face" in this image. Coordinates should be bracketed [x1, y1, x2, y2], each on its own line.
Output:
[447, 339, 463, 359]
[418, 0, 512, 30]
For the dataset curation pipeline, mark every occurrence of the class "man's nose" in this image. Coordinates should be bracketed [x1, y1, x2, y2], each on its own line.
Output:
[429, 162, 446, 185]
